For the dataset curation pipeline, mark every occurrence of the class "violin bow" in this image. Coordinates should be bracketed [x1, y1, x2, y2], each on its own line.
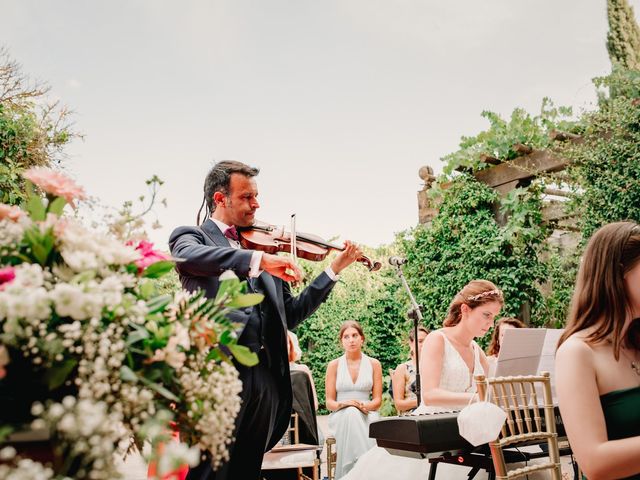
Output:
[290, 213, 297, 263]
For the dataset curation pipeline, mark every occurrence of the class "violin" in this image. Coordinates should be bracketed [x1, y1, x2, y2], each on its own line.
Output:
[238, 221, 382, 272]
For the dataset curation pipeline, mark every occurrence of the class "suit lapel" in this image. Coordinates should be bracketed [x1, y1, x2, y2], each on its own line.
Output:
[201, 219, 231, 248]
[203, 218, 287, 328]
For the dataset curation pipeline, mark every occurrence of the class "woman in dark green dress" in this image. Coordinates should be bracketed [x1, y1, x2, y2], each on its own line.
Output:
[557, 221, 640, 479]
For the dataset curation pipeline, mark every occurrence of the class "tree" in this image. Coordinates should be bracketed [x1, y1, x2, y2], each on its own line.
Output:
[0, 46, 77, 205]
[607, 0, 640, 70]
[565, 75, 640, 239]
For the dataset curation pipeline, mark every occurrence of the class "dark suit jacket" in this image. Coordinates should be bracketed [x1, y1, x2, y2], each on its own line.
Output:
[168, 219, 336, 449]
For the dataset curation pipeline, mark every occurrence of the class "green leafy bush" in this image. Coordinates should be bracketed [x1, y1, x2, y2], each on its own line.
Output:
[294, 251, 408, 413]
[400, 175, 549, 335]
[566, 75, 640, 238]
[442, 98, 576, 175]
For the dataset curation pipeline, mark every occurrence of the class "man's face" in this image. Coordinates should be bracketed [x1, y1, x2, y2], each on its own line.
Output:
[223, 174, 259, 227]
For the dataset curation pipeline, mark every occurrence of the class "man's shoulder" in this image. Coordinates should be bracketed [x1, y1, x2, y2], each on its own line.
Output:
[168, 225, 206, 247]
[170, 225, 203, 238]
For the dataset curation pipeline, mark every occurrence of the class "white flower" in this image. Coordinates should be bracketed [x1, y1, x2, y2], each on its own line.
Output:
[0, 219, 24, 247]
[98, 275, 124, 307]
[0, 446, 15, 461]
[50, 283, 85, 320]
[0, 458, 54, 479]
[150, 336, 187, 370]
[29, 288, 52, 321]
[12, 264, 45, 289]
[156, 441, 200, 475]
[60, 249, 99, 272]
[173, 323, 191, 351]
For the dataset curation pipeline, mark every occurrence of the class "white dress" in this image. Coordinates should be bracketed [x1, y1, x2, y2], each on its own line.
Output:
[328, 353, 380, 479]
[340, 331, 486, 480]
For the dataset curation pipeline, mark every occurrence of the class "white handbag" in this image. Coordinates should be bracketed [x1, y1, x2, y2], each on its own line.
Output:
[457, 391, 507, 446]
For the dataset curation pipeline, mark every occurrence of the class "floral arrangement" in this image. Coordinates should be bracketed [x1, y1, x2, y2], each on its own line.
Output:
[0, 168, 261, 479]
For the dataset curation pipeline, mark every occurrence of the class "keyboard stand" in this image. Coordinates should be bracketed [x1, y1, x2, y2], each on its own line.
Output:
[427, 444, 574, 480]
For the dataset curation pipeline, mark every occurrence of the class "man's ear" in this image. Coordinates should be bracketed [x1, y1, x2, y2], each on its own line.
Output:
[213, 191, 226, 207]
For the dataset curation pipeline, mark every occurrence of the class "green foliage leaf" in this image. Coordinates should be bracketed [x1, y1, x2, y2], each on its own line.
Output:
[219, 330, 233, 345]
[146, 294, 172, 314]
[44, 359, 78, 390]
[214, 275, 240, 303]
[226, 293, 264, 309]
[142, 261, 175, 279]
[26, 193, 46, 222]
[126, 328, 150, 346]
[139, 376, 180, 402]
[47, 196, 67, 216]
[228, 344, 259, 367]
[120, 365, 139, 383]
[138, 278, 156, 299]
[0, 425, 14, 442]
[126, 263, 139, 275]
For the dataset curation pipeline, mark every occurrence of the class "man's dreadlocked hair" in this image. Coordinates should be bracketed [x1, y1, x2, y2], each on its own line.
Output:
[197, 160, 260, 224]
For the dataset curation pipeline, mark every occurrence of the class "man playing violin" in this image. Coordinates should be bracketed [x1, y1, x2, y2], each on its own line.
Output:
[169, 160, 362, 480]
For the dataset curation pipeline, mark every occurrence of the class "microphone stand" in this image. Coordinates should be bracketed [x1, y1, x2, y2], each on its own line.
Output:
[392, 263, 423, 401]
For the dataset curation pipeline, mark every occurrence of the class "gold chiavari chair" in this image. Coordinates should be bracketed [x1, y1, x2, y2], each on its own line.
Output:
[325, 435, 337, 480]
[475, 371, 562, 480]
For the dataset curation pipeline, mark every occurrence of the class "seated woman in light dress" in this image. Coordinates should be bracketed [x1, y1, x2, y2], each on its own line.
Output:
[341, 280, 504, 480]
[325, 320, 383, 479]
[392, 325, 428, 415]
[484, 317, 526, 375]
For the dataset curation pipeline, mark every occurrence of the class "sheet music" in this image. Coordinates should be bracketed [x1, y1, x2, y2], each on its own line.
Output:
[494, 328, 546, 378]
[538, 328, 564, 374]
[539, 328, 564, 402]
[493, 327, 565, 403]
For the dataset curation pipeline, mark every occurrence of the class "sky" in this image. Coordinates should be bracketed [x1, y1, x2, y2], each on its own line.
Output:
[2, 0, 636, 249]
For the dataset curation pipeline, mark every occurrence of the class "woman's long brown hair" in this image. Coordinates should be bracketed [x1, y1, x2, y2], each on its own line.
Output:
[558, 221, 640, 359]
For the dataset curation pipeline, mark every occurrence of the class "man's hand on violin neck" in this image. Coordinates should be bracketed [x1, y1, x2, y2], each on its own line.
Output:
[261, 254, 303, 283]
[331, 240, 362, 275]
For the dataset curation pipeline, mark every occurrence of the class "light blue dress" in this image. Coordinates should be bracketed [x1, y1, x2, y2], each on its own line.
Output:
[328, 353, 380, 479]
[340, 332, 485, 480]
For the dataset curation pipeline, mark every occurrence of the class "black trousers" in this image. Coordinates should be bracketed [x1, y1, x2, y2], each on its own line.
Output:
[186, 352, 280, 480]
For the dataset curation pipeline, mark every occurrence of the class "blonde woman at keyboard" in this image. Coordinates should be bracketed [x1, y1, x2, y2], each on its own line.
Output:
[340, 280, 503, 480]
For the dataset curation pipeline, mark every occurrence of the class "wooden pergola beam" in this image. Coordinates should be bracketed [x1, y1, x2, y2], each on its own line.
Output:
[473, 149, 569, 188]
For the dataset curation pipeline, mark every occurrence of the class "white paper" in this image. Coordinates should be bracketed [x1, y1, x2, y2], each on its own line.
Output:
[494, 328, 547, 378]
[493, 328, 565, 403]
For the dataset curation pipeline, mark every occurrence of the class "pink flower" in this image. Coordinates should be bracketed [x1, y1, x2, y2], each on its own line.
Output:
[23, 168, 87, 208]
[0, 204, 24, 222]
[0, 267, 16, 290]
[128, 240, 171, 271]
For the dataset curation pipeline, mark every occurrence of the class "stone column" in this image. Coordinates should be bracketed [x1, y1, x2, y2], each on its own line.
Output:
[417, 166, 438, 225]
